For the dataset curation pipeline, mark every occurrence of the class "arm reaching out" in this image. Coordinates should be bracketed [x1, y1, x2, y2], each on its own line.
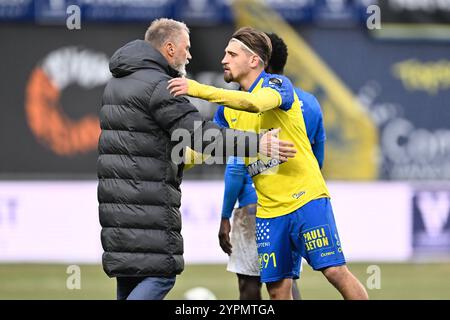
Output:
[168, 78, 282, 113]
[150, 79, 296, 162]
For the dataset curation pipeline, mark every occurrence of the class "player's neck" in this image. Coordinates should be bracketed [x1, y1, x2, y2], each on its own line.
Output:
[239, 68, 264, 92]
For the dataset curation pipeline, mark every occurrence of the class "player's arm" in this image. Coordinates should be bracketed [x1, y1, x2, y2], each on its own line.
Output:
[168, 78, 282, 113]
[221, 160, 247, 220]
[157, 79, 297, 161]
[312, 140, 324, 169]
[312, 96, 326, 169]
[150, 79, 261, 158]
[183, 106, 229, 170]
[219, 159, 247, 255]
[183, 147, 209, 170]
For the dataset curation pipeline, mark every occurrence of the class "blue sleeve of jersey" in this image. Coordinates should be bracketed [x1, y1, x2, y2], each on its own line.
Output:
[262, 74, 294, 111]
[312, 97, 326, 144]
[213, 105, 229, 128]
[312, 140, 324, 169]
[310, 96, 325, 168]
[221, 162, 247, 219]
[295, 88, 326, 168]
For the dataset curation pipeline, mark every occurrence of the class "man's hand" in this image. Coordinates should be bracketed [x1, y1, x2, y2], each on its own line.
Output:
[218, 218, 232, 255]
[260, 128, 296, 162]
[168, 78, 189, 96]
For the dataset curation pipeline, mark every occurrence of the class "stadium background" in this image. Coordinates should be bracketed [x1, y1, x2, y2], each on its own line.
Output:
[0, 0, 449, 299]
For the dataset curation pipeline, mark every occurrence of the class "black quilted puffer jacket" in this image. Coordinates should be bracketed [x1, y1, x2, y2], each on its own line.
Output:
[98, 40, 259, 277]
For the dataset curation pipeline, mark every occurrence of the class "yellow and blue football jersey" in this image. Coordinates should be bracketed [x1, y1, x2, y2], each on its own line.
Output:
[189, 71, 330, 218]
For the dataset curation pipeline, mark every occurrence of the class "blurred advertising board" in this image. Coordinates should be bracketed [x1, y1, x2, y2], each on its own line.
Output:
[0, 0, 369, 24]
[0, 0, 34, 21]
[1, 180, 444, 264]
[379, 0, 450, 24]
[371, 0, 450, 40]
[412, 186, 450, 260]
[0, 181, 102, 263]
[34, 0, 176, 23]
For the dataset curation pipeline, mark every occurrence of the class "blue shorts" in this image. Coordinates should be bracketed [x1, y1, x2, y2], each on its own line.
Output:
[256, 197, 346, 283]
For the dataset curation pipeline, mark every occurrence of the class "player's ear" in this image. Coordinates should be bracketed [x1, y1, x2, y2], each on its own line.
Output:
[250, 55, 260, 68]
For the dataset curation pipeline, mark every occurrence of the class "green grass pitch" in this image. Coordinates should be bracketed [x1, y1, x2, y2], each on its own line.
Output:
[0, 263, 449, 300]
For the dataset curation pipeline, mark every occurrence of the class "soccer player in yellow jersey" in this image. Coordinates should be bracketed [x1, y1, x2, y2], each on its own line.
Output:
[168, 27, 368, 300]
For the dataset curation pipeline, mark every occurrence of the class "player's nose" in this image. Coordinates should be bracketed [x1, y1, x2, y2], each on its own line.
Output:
[221, 55, 228, 65]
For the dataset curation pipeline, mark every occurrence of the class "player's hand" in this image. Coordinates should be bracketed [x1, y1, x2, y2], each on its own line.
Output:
[167, 78, 189, 96]
[260, 128, 296, 162]
[218, 218, 232, 255]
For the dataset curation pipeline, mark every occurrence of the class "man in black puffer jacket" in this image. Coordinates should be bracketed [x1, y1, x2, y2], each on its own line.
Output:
[98, 18, 296, 300]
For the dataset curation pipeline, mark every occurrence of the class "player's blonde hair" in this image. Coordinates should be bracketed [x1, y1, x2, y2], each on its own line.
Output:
[145, 18, 190, 48]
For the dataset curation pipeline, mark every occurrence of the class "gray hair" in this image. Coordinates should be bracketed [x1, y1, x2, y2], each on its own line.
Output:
[145, 18, 190, 48]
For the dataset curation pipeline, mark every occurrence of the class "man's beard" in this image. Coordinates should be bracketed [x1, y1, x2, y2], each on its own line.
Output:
[223, 71, 234, 83]
[173, 60, 188, 77]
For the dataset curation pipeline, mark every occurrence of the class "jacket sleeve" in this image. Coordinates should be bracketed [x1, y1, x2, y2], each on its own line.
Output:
[148, 79, 260, 161]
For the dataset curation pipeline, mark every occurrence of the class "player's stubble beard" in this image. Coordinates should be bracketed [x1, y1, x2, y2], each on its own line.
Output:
[223, 68, 235, 83]
[224, 64, 248, 85]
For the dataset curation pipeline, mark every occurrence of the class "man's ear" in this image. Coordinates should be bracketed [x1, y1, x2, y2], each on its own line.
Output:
[165, 42, 175, 57]
[249, 55, 260, 69]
